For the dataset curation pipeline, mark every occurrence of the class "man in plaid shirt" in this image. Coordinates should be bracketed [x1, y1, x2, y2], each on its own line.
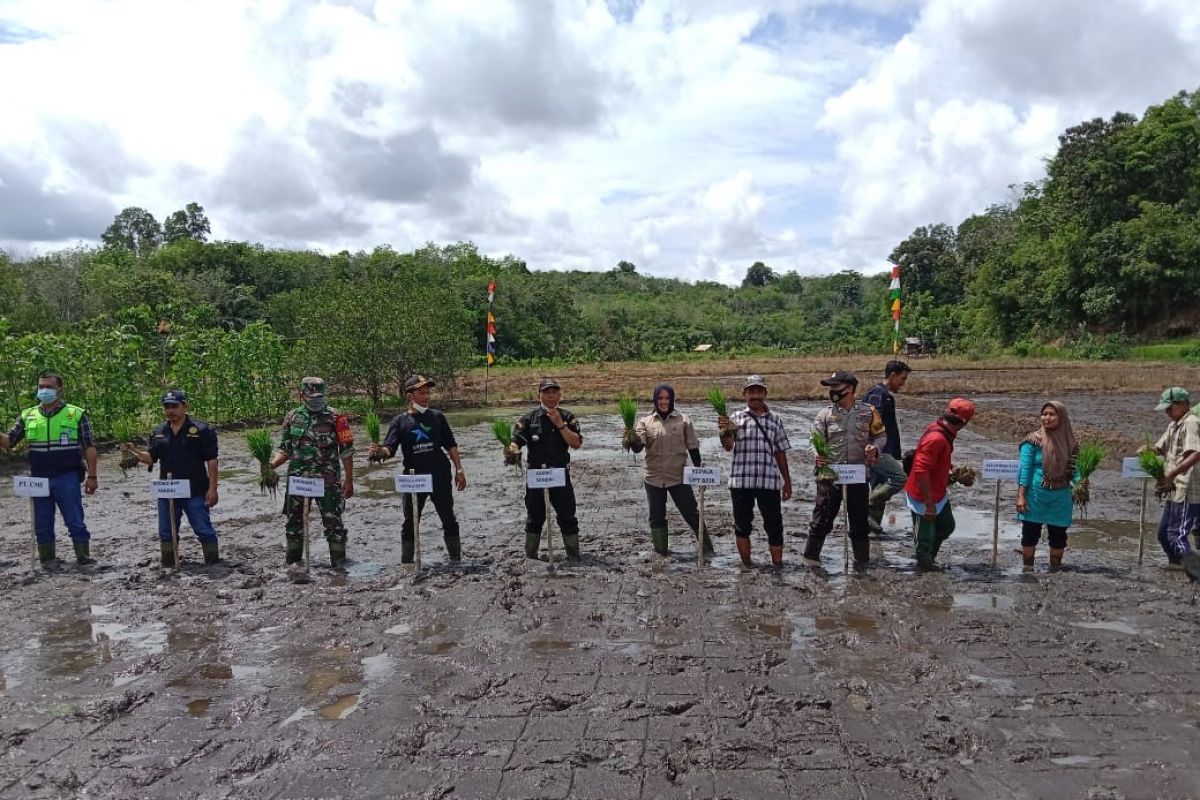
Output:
[718, 375, 792, 567]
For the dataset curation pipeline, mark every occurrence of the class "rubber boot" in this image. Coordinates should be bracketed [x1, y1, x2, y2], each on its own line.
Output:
[696, 529, 715, 556]
[1048, 548, 1064, 572]
[37, 542, 56, 564]
[401, 539, 415, 564]
[445, 536, 462, 563]
[562, 534, 581, 561]
[769, 544, 783, 567]
[73, 540, 96, 566]
[915, 518, 938, 570]
[160, 541, 176, 568]
[285, 539, 304, 565]
[735, 536, 752, 567]
[329, 541, 346, 569]
[650, 526, 669, 556]
[1021, 546, 1036, 569]
[524, 532, 541, 560]
[201, 540, 221, 565]
[802, 534, 825, 563]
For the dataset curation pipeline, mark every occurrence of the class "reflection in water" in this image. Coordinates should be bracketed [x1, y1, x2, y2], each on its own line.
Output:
[319, 693, 361, 720]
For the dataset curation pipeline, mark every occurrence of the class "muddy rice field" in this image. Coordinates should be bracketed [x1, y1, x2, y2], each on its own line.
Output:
[1, 379, 1199, 799]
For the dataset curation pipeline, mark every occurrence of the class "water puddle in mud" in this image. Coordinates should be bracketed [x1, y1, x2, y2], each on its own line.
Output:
[528, 640, 574, 654]
[949, 593, 1014, 612]
[318, 693, 361, 720]
[1050, 754, 1100, 766]
[187, 698, 211, 716]
[278, 646, 399, 725]
[1073, 620, 1141, 635]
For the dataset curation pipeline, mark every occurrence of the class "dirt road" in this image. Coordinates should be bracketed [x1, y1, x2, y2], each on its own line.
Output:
[1, 392, 1197, 799]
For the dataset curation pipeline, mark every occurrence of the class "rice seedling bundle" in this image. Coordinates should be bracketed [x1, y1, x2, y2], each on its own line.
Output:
[1072, 441, 1107, 516]
[618, 395, 638, 451]
[246, 428, 280, 497]
[810, 431, 837, 482]
[492, 419, 521, 465]
[365, 412, 384, 464]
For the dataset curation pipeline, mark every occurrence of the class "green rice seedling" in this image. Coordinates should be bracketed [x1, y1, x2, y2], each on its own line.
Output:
[810, 430, 838, 482]
[706, 388, 728, 418]
[618, 394, 638, 451]
[1138, 440, 1167, 498]
[1072, 441, 1107, 516]
[365, 412, 383, 464]
[114, 420, 141, 477]
[246, 428, 280, 497]
[492, 419, 520, 465]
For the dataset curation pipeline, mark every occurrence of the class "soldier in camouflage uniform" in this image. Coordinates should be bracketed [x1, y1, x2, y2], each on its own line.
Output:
[269, 377, 355, 567]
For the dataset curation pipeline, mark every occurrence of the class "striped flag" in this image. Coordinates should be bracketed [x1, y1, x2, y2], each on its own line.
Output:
[486, 280, 497, 365]
[888, 263, 901, 355]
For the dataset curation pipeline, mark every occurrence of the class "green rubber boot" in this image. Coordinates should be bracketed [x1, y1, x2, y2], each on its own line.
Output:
[401, 540, 415, 564]
[650, 526, 669, 556]
[329, 541, 346, 569]
[37, 542, 56, 564]
[201, 540, 221, 565]
[285, 539, 304, 565]
[524, 532, 541, 560]
[73, 540, 96, 566]
[914, 514, 937, 570]
[562, 534, 581, 561]
[160, 541, 176, 568]
[444, 536, 462, 563]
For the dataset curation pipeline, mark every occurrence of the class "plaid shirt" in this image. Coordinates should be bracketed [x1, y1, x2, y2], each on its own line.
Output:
[728, 407, 791, 490]
[1156, 413, 1200, 504]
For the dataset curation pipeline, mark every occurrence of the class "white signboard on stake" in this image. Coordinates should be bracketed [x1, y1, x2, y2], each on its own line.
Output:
[833, 464, 867, 485]
[1122, 457, 1149, 479]
[288, 476, 326, 497]
[982, 460, 1021, 481]
[150, 479, 191, 500]
[12, 476, 49, 497]
[527, 468, 566, 489]
[684, 466, 721, 486]
[394, 474, 433, 493]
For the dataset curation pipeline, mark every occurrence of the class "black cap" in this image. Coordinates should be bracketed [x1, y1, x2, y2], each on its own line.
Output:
[404, 374, 435, 392]
[161, 389, 188, 405]
[538, 377, 561, 391]
[820, 371, 858, 387]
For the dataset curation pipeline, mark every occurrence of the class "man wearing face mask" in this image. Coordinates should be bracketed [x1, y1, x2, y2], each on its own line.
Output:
[511, 378, 583, 560]
[805, 371, 886, 569]
[122, 390, 221, 567]
[369, 375, 466, 563]
[268, 377, 355, 568]
[629, 383, 710, 556]
[0, 371, 99, 566]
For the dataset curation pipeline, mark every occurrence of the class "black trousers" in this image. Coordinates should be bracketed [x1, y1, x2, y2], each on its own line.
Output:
[1021, 520, 1067, 549]
[525, 472, 579, 536]
[805, 481, 870, 561]
[730, 487, 784, 546]
[401, 470, 459, 542]
[645, 482, 700, 532]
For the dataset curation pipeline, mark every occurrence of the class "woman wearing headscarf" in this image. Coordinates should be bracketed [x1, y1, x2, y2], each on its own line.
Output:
[1016, 401, 1079, 571]
[630, 384, 711, 556]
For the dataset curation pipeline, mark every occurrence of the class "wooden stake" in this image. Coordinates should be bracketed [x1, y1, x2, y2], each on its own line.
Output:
[167, 471, 180, 570]
[303, 497, 311, 572]
[408, 469, 421, 573]
[697, 486, 706, 568]
[543, 463, 555, 572]
[991, 479, 1001, 569]
[842, 482, 850, 572]
[29, 497, 37, 571]
[1137, 479, 1148, 566]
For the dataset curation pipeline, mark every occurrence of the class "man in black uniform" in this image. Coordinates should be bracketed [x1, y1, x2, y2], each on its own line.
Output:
[123, 390, 221, 566]
[369, 375, 467, 563]
[509, 378, 583, 560]
[864, 360, 911, 533]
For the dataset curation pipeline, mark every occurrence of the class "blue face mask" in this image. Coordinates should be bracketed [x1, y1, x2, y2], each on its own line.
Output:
[36, 388, 58, 405]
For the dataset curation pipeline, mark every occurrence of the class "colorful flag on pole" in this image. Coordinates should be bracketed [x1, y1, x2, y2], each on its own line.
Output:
[888, 263, 901, 355]
[486, 281, 497, 365]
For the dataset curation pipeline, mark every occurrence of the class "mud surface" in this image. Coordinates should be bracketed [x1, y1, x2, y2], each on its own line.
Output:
[1, 394, 1198, 799]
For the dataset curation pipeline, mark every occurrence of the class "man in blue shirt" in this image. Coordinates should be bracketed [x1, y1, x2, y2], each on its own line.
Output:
[863, 360, 910, 534]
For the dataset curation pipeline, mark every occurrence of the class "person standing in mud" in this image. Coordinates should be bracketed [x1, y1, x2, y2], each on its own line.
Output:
[864, 360, 911, 534]
[268, 377, 355, 569]
[0, 371, 99, 566]
[1144, 387, 1200, 568]
[510, 378, 583, 560]
[718, 375, 792, 567]
[805, 371, 885, 569]
[368, 375, 466, 563]
[1016, 401, 1079, 571]
[904, 398, 975, 570]
[121, 390, 221, 567]
[629, 383, 710, 557]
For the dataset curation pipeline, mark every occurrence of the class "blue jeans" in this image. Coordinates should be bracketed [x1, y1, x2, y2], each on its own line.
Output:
[157, 496, 218, 543]
[33, 472, 91, 545]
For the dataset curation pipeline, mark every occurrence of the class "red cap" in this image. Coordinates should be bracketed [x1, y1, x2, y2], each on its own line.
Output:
[946, 397, 975, 423]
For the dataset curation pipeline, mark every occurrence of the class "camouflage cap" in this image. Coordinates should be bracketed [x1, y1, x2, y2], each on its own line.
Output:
[300, 377, 326, 396]
[404, 374, 435, 392]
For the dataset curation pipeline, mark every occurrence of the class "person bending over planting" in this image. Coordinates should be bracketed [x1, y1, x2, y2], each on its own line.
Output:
[904, 398, 975, 570]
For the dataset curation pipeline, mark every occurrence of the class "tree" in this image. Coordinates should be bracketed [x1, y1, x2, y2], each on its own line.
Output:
[614, 260, 637, 274]
[164, 202, 212, 244]
[742, 261, 776, 288]
[888, 225, 961, 308]
[101, 207, 163, 257]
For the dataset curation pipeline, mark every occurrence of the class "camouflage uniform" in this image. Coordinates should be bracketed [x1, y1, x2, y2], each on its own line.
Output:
[279, 398, 354, 563]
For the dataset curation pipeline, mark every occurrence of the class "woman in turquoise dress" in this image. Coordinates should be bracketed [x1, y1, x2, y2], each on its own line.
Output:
[1015, 401, 1079, 571]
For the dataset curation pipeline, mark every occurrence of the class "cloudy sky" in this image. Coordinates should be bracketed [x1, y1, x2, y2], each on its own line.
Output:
[1, 0, 1198, 283]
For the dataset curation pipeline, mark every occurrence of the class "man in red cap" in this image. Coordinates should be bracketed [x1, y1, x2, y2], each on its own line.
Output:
[904, 397, 975, 570]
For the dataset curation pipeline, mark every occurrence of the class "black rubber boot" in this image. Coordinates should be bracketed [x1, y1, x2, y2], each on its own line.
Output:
[160, 541, 176, 568]
[696, 529, 715, 555]
[444, 536, 462, 563]
[37, 542, 56, 564]
[329, 541, 346, 569]
[285, 539, 304, 565]
[562, 534, 581, 561]
[73, 540, 96, 566]
[401, 540, 415, 564]
[650, 526, 669, 556]
[201, 540, 221, 565]
[524, 532, 541, 560]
